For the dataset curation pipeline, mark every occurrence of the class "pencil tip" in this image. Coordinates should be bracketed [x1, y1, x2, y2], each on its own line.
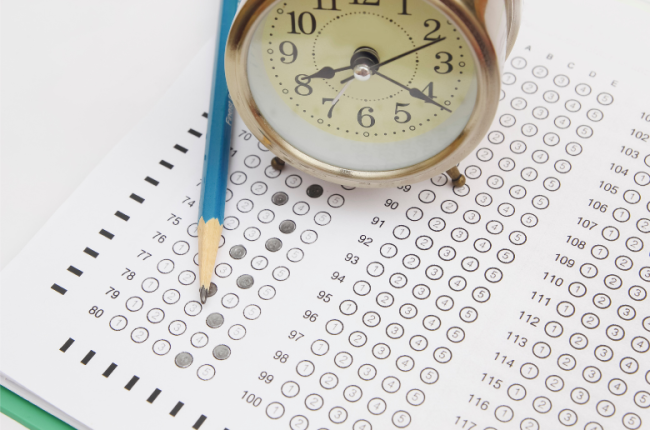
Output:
[200, 287, 208, 304]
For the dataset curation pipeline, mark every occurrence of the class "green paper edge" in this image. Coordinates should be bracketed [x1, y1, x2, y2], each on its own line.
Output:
[1, 386, 74, 430]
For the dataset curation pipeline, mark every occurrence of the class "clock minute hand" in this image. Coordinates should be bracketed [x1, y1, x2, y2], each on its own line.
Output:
[340, 36, 446, 84]
[373, 36, 446, 70]
[374, 71, 451, 113]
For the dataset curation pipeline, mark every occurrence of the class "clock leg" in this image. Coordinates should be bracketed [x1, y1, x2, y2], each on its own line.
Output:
[446, 166, 466, 188]
[271, 157, 286, 171]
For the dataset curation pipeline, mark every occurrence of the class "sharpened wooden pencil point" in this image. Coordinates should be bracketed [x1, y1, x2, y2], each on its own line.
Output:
[198, 217, 223, 304]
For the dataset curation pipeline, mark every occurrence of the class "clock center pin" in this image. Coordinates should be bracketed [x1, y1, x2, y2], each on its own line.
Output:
[351, 47, 379, 82]
[353, 64, 372, 82]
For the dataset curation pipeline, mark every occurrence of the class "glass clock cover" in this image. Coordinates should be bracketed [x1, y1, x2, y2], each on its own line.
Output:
[246, 0, 478, 172]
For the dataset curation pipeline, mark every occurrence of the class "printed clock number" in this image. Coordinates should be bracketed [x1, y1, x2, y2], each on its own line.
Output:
[422, 82, 435, 99]
[399, 0, 410, 15]
[314, 0, 341, 10]
[288, 11, 316, 35]
[350, 0, 380, 5]
[357, 107, 376, 128]
[322, 98, 336, 118]
[279, 41, 298, 64]
[394, 103, 412, 124]
[423, 19, 442, 42]
[434, 52, 453, 74]
[295, 74, 313, 96]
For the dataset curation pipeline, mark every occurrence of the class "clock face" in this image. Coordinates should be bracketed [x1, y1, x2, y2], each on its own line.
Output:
[246, 0, 479, 172]
[258, 0, 475, 144]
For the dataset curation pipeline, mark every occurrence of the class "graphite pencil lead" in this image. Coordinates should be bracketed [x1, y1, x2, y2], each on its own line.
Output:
[200, 286, 208, 304]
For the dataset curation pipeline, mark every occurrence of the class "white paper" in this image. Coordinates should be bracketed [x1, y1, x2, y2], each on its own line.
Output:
[2, 1, 649, 429]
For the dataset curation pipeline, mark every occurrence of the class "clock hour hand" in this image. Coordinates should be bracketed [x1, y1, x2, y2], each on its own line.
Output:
[340, 36, 446, 84]
[374, 71, 451, 113]
[307, 65, 352, 80]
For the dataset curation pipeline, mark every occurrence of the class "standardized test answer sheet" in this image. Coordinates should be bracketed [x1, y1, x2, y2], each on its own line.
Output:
[2, 1, 650, 429]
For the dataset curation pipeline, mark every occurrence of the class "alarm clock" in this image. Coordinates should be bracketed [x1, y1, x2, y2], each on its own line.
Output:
[225, 0, 521, 187]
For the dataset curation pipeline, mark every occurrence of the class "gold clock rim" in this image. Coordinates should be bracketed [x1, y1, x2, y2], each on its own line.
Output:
[226, 0, 502, 188]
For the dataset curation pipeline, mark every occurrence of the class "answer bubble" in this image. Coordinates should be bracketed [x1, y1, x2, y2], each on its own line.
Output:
[265, 237, 283, 252]
[306, 184, 324, 198]
[175, 352, 193, 368]
[279, 220, 297, 234]
[206, 312, 225, 329]
[229, 245, 247, 259]
[236, 274, 254, 289]
[272, 192, 289, 206]
[213, 344, 231, 360]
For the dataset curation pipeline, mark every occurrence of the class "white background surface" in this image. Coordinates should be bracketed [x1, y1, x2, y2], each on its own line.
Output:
[2, 1, 217, 428]
[2, 0, 650, 429]
[1, 0, 218, 269]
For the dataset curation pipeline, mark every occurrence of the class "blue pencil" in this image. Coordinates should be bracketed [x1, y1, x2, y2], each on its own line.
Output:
[198, 0, 238, 304]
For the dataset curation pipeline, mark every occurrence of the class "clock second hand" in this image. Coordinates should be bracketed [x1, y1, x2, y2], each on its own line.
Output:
[374, 71, 451, 113]
[322, 64, 374, 118]
[332, 80, 352, 106]
[326, 80, 353, 118]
